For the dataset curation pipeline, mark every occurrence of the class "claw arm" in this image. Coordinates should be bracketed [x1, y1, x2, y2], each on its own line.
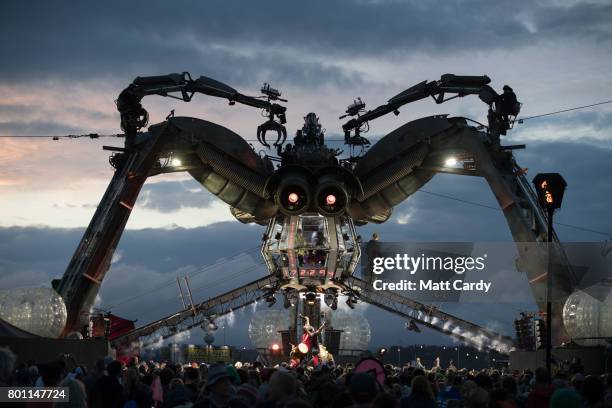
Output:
[341, 74, 515, 136]
[117, 72, 286, 138]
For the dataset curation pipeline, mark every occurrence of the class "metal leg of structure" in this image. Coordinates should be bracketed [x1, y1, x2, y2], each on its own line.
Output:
[56, 126, 172, 336]
[342, 276, 515, 354]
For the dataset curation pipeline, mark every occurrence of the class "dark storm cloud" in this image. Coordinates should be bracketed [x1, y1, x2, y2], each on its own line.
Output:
[535, 1, 612, 41]
[1, 0, 610, 85]
[138, 179, 217, 213]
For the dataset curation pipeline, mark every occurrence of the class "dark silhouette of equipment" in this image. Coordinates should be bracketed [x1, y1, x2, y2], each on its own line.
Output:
[534, 319, 547, 350]
[532, 172, 567, 373]
[514, 313, 535, 351]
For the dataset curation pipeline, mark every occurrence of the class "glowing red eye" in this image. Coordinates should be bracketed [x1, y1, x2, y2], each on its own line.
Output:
[288, 193, 299, 203]
[326, 194, 336, 205]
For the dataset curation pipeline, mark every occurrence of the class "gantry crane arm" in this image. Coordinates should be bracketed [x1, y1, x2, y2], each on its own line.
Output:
[116, 72, 287, 138]
[341, 74, 520, 141]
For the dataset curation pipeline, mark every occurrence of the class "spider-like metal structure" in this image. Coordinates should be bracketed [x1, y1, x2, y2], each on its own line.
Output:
[53, 72, 577, 354]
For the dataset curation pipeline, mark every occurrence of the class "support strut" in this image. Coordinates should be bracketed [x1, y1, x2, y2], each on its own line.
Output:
[342, 276, 515, 354]
[55, 125, 171, 336]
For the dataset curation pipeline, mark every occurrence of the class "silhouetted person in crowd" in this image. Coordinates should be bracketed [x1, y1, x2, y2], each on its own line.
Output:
[525, 367, 554, 408]
[193, 363, 247, 408]
[263, 370, 298, 407]
[84, 358, 105, 397]
[0, 347, 16, 386]
[123, 367, 152, 408]
[350, 372, 379, 407]
[184, 366, 201, 401]
[581, 375, 605, 408]
[90, 360, 124, 408]
[401, 375, 437, 408]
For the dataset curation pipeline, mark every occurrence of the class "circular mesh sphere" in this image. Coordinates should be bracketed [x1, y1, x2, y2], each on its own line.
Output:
[563, 287, 612, 346]
[0, 287, 67, 338]
[248, 309, 291, 349]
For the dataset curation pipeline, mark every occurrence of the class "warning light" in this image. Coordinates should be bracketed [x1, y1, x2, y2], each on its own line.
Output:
[532, 173, 567, 210]
[326, 194, 336, 205]
[545, 192, 553, 204]
[288, 193, 299, 203]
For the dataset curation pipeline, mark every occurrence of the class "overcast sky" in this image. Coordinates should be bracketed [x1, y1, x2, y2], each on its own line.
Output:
[0, 0, 611, 350]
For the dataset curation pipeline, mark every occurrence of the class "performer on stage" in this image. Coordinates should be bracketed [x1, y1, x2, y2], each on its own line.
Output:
[432, 356, 441, 372]
[415, 357, 425, 370]
[290, 314, 326, 367]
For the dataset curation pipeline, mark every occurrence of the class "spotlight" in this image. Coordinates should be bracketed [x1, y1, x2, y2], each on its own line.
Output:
[283, 293, 291, 309]
[264, 292, 276, 307]
[283, 289, 298, 309]
[444, 157, 457, 167]
[171, 158, 182, 167]
[405, 319, 421, 333]
[270, 343, 282, 356]
[346, 294, 358, 309]
[314, 172, 350, 216]
[202, 317, 218, 332]
[275, 173, 311, 215]
[305, 292, 317, 305]
[314, 177, 349, 216]
[324, 289, 338, 310]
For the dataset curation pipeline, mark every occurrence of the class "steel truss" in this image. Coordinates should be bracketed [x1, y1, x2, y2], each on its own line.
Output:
[114, 274, 515, 354]
[113, 275, 280, 348]
[341, 276, 514, 354]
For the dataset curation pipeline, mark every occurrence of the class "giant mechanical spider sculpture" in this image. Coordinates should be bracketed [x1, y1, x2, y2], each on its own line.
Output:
[54, 72, 576, 352]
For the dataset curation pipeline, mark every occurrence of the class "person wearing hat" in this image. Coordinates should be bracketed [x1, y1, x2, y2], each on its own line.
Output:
[193, 364, 247, 408]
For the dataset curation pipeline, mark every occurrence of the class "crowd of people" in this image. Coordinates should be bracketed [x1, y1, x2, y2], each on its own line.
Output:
[1, 346, 611, 408]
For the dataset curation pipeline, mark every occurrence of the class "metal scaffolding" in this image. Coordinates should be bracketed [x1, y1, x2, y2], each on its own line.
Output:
[113, 275, 280, 348]
[342, 276, 515, 353]
[114, 273, 515, 354]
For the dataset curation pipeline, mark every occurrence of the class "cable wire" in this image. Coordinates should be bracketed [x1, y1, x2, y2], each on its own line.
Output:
[418, 189, 612, 238]
[516, 100, 612, 122]
[2, 98, 610, 140]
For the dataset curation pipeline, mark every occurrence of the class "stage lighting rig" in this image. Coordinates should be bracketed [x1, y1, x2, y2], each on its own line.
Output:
[324, 289, 338, 310]
[264, 292, 276, 307]
[405, 319, 421, 333]
[305, 291, 317, 305]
